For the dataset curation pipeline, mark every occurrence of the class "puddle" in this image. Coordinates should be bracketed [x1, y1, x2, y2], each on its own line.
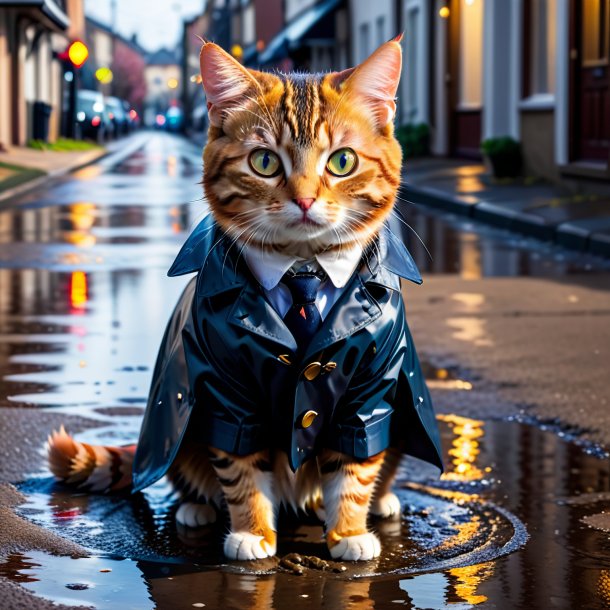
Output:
[392, 201, 610, 279]
[3, 416, 609, 608]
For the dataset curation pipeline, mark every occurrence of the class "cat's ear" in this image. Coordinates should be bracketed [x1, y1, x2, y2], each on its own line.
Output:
[341, 36, 403, 129]
[199, 42, 259, 126]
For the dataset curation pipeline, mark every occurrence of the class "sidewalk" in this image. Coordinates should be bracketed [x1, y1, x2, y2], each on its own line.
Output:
[402, 158, 610, 258]
[0, 143, 110, 203]
[0, 133, 158, 205]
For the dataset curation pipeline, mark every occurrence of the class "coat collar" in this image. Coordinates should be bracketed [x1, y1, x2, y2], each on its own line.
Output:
[167, 215, 422, 353]
[167, 214, 422, 291]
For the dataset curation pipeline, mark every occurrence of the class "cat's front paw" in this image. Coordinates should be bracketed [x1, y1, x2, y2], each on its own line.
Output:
[328, 532, 381, 561]
[224, 531, 276, 560]
[370, 492, 401, 519]
[175, 502, 217, 527]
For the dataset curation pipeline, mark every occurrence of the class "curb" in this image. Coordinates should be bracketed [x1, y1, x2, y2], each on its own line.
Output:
[401, 183, 610, 259]
[0, 133, 148, 207]
[0, 148, 107, 205]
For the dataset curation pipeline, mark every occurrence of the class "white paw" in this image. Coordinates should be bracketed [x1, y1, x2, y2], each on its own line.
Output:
[370, 492, 401, 519]
[329, 532, 381, 561]
[175, 502, 217, 528]
[224, 531, 276, 561]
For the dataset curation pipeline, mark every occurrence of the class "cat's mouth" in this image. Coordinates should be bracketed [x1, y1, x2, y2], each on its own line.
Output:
[288, 216, 323, 228]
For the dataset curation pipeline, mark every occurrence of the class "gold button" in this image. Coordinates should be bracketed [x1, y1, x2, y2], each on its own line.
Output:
[278, 354, 292, 365]
[301, 410, 318, 428]
[303, 362, 322, 380]
[323, 361, 337, 373]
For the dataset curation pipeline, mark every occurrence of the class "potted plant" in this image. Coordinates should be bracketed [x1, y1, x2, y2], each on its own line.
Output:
[396, 123, 430, 158]
[481, 136, 523, 179]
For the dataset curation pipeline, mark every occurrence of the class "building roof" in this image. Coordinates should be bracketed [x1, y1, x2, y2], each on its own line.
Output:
[85, 15, 148, 55]
[0, 0, 70, 30]
[145, 46, 181, 66]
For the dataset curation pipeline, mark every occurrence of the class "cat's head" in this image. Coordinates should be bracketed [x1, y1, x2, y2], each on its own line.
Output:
[200, 38, 403, 258]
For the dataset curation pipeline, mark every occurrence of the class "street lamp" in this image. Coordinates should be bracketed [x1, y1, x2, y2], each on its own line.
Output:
[58, 40, 90, 138]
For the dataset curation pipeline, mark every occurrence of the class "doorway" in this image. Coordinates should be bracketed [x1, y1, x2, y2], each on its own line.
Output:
[570, 0, 610, 163]
[448, 0, 484, 158]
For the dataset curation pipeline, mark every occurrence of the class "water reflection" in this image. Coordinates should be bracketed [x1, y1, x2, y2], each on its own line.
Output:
[0, 549, 496, 610]
[438, 415, 486, 483]
[393, 201, 610, 278]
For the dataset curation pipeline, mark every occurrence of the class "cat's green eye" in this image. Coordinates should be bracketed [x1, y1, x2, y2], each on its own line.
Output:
[326, 148, 358, 177]
[249, 148, 281, 177]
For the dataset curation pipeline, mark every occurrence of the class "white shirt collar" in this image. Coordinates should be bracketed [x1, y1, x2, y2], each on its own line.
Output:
[242, 242, 363, 290]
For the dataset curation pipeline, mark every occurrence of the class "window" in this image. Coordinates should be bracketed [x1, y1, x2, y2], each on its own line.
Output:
[376, 16, 385, 47]
[523, 0, 557, 96]
[458, 0, 484, 108]
[359, 23, 370, 62]
[582, 0, 609, 66]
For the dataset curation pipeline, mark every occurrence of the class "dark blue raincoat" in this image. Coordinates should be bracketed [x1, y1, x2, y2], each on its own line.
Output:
[132, 214, 443, 492]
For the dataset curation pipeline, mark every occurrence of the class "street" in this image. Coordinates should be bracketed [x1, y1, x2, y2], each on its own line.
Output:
[0, 131, 609, 610]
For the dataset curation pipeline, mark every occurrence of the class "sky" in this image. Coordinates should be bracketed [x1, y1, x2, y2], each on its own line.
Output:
[84, 0, 205, 52]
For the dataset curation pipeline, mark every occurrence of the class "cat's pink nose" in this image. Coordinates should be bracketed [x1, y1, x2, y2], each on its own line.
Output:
[293, 198, 315, 212]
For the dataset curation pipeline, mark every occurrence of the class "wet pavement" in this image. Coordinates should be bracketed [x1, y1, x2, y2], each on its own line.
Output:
[0, 132, 609, 609]
[401, 157, 610, 257]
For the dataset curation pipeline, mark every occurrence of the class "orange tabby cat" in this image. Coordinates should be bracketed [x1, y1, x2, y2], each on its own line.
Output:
[48, 37, 441, 562]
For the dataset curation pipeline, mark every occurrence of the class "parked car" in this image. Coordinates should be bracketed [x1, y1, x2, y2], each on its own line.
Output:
[123, 101, 140, 132]
[76, 90, 109, 143]
[105, 96, 129, 136]
[164, 106, 183, 132]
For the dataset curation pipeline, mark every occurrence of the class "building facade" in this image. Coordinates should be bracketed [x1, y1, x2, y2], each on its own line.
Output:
[185, 0, 608, 189]
[0, 0, 85, 147]
[403, 0, 609, 185]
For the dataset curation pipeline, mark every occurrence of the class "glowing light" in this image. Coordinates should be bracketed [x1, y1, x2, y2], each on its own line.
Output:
[465, 0, 475, 5]
[256, 39, 265, 52]
[129, 109, 138, 120]
[95, 67, 113, 84]
[190, 74, 202, 84]
[156, 114, 166, 126]
[167, 77, 179, 89]
[449, 563, 494, 605]
[231, 44, 243, 59]
[76, 111, 85, 121]
[91, 116, 101, 127]
[68, 203, 96, 231]
[68, 40, 89, 68]
[439, 6, 450, 18]
[70, 271, 88, 311]
[438, 414, 486, 482]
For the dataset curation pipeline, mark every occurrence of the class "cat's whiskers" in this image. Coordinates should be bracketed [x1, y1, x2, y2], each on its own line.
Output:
[221, 217, 268, 276]
[386, 208, 432, 260]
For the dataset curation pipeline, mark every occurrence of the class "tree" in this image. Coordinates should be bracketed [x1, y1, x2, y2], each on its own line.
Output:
[111, 42, 147, 110]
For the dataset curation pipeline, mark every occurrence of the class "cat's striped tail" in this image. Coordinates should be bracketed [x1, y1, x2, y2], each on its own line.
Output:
[47, 426, 136, 492]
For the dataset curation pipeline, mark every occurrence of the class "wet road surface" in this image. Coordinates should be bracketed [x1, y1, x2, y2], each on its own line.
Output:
[0, 132, 609, 609]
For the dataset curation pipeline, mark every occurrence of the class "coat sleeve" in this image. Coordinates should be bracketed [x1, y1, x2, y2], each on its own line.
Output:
[327, 307, 407, 459]
[184, 289, 269, 455]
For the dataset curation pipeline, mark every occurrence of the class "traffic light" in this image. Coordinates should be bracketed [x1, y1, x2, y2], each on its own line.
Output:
[67, 40, 89, 68]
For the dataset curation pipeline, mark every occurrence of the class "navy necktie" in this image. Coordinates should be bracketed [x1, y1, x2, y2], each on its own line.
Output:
[282, 271, 324, 350]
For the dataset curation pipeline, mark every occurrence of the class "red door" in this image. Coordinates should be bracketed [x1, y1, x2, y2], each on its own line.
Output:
[572, 0, 610, 162]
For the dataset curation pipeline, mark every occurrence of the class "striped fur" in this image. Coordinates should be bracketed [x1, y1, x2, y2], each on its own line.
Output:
[201, 38, 403, 261]
[48, 39, 406, 561]
[48, 428, 402, 560]
[47, 426, 135, 492]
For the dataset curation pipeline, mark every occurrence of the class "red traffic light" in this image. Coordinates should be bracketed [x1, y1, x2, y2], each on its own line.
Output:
[66, 40, 89, 68]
